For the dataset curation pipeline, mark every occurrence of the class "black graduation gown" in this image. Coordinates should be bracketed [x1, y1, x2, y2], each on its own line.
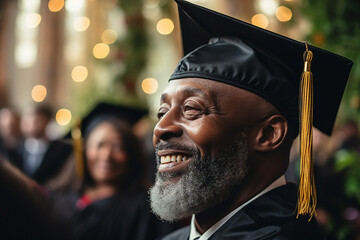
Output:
[53, 191, 175, 240]
[0, 158, 67, 240]
[0, 138, 23, 166]
[161, 184, 326, 240]
[17, 140, 73, 184]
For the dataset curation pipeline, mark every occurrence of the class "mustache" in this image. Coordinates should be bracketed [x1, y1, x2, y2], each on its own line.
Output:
[155, 142, 198, 156]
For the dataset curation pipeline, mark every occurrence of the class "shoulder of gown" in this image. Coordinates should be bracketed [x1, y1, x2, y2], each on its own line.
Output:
[160, 226, 190, 240]
[209, 183, 326, 240]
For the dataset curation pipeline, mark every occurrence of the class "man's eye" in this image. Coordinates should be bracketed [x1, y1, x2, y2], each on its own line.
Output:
[184, 105, 197, 111]
[184, 105, 202, 116]
[157, 110, 167, 119]
[157, 105, 169, 120]
[157, 112, 164, 119]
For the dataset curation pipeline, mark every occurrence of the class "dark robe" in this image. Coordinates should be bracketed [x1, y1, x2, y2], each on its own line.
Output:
[0, 137, 23, 166]
[16, 140, 73, 185]
[52, 191, 175, 240]
[161, 184, 326, 240]
[0, 158, 67, 240]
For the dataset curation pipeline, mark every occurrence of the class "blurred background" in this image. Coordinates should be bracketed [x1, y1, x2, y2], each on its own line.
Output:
[0, 0, 360, 239]
[0, 0, 359, 135]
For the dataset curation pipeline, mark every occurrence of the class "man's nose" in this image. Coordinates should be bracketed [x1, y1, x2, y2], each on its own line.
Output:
[153, 110, 182, 144]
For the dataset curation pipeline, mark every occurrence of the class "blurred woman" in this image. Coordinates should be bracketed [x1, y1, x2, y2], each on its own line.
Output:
[52, 112, 173, 240]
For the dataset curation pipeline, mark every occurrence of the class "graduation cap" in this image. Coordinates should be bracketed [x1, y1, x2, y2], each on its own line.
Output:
[69, 102, 148, 179]
[72, 102, 148, 137]
[170, 0, 353, 219]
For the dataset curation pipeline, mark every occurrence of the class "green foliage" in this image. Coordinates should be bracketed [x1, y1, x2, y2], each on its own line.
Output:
[302, 3, 360, 237]
[334, 149, 360, 202]
[332, 148, 360, 239]
[334, 149, 357, 171]
[302, 0, 360, 124]
[114, 0, 149, 98]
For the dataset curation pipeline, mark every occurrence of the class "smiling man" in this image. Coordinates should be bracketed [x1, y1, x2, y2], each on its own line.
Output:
[149, 0, 352, 239]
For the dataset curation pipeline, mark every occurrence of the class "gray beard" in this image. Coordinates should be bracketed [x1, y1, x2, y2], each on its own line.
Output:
[149, 131, 248, 222]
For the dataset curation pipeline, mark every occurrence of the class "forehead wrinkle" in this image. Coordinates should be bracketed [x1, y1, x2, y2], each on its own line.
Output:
[179, 86, 208, 98]
[161, 84, 209, 103]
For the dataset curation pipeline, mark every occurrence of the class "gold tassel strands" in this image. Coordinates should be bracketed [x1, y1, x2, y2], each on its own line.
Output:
[297, 42, 317, 221]
[71, 120, 84, 179]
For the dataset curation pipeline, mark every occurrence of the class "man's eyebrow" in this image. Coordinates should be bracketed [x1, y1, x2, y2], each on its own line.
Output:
[160, 93, 168, 102]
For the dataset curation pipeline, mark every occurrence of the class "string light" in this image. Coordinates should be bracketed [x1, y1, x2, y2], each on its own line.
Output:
[74, 17, 90, 32]
[101, 29, 118, 44]
[56, 108, 72, 126]
[141, 78, 158, 94]
[276, 6, 292, 22]
[156, 18, 174, 35]
[31, 85, 47, 102]
[93, 43, 110, 59]
[65, 0, 84, 12]
[251, 14, 269, 29]
[48, 0, 64, 12]
[71, 66, 88, 82]
[15, 42, 37, 68]
[258, 0, 278, 16]
[144, 0, 160, 8]
[25, 13, 41, 28]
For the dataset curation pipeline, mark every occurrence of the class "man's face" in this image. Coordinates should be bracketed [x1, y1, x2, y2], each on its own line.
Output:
[20, 112, 49, 138]
[150, 78, 266, 222]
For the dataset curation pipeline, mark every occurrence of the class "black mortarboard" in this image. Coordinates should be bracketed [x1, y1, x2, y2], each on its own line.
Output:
[170, 0, 352, 219]
[75, 102, 148, 138]
[170, 0, 352, 136]
[68, 102, 148, 179]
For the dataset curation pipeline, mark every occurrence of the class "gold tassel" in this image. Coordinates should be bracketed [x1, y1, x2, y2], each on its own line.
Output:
[71, 120, 84, 179]
[297, 42, 316, 220]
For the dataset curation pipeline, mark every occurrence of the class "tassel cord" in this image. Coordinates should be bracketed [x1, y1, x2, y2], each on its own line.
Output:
[297, 46, 317, 221]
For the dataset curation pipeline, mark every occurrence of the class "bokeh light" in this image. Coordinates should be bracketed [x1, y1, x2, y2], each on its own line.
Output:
[25, 13, 41, 28]
[142, 78, 158, 94]
[143, 0, 161, 20]
[251, 14, 269, 29]
[276, 6, 292, 22]
[48, 0, 64, 12]
[15, 42, 37, 68]
[156, 18, 174, 35]
[258, 0, 278, 15]
[143, 6, 161, 20]
[56, 108, 72, 126]
[22, 0, 41, 11]
[71, 66, 88, 82]
[65, 0, 85, 12]
[93, 43, 110, 59]
[144, 0, 160, 9]
[101, 29, 118, 44]
[74, 17, 90, 32]
[31, 85, 47, 102]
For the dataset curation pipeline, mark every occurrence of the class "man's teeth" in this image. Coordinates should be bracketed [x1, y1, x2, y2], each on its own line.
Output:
[160, 155, 188, 164]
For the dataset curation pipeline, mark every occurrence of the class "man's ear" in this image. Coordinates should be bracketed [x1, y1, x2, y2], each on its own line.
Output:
[254, 114, 288, 152]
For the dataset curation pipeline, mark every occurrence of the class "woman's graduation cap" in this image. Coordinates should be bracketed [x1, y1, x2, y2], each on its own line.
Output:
[170, 0, 353, 219]
[69, 102, 148, 180]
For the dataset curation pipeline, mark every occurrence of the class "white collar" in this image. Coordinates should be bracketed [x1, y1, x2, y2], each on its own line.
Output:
[189, 175, 286, 240]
